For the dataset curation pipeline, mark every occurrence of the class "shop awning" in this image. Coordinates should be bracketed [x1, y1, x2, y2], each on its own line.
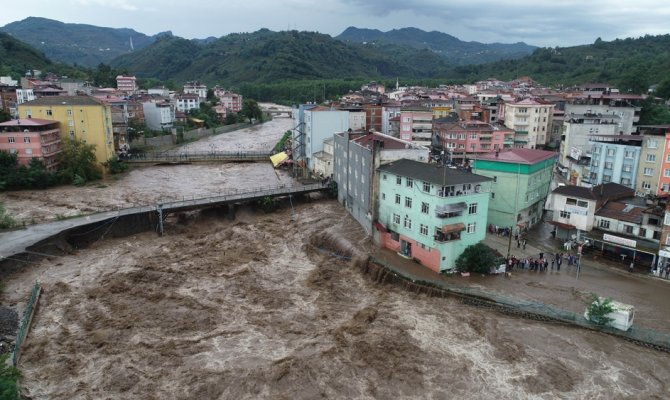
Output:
[442, 222, 466, 234]
[547, 220, 576, 230]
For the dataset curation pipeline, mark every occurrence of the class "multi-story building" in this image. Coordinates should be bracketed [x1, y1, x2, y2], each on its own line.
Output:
[381, 104, 401, 135]
[399, 108, 432, 146]
[564, 100, 640, 135]
[472, 149, 557, 230]
[635, 126, 667, 196]
[558, 111, 621, 184]
[502, 98, 554, 149]
[176, 93, 200, 113]
[18, 96, 115, 165]
[116, 75, 137, 94]
[183, 81, 207, 100]
[658, 131, 670, 193]
[363, 104, 383, 132]
[333, 132, 428, 234]
[587, 137, 642, 188]
[433, 120, 514, 164]
[142, 100, 175, 131]
[375, 158, 492, 272]
[548, 183, 634, 240]
[292, 105, 349, 172]
[0, 118, 61, 171]
[215, 89, 243, 113]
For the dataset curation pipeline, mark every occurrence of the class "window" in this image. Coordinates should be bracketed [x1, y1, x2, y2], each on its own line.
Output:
[621, 164, 631, 172]
[604, 162, 613, 169]
[599, 219, 610, 229]
[592, 161, 599, 167]
[421, 202, 429, 214]
[640, 228, 647, 238]
[607, 149, 615, 156]
[493, 176, 497, 183]
[577, 200, 588, 208]
[470, 134, 477, 139]
[469, 202, 478, 214]
[566, 198, 577, 206]
[621, 178, 631, 185]
[624, 225, 634, 234]
[23, 137, 30, 143]
[642, 181, 651, 190]
[67, 109, 73, 116]
[46, 109, 52, 116]
[647, 139, 658, 148]
[25, 148, 32, 155]
[647, 154, 656, 162]
[423, 181, 430, 192]
[664, 183, 670, 192]
[560, 210, 571, 219]
[665, 169, 670, 178]
[467, 223, 476, 234]
[382, 193, 386, 200]
[393, 213, 400, 224]
[383, 174, 387, 180]
[405, 197, 412, 208]
[420, 224, 428, 236]
[406, 177, 413, 188]
[603, 175, 611, 182]
[396, 176, 401, 185]
[491, 192, 495, 199]
[624, 150, 634, 159]
[7, 137, 14, 143]
[643, 167, 653, 176]
[403, 215, 412, 229]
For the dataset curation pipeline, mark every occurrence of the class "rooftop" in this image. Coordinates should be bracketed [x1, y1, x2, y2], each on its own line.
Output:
[22, 95, 105, 107]
[351, 132, 424, 151]
[552, 182, 634, 201]
[0, 118, 58, 127]
[378, 158, 491, 186]
[475, 148, 557, 164]
[595, 202, 644, 224]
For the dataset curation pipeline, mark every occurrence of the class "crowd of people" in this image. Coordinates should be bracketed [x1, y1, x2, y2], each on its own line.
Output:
[505, 252, 580, 273]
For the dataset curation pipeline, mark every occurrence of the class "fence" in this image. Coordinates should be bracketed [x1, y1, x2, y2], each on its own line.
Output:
[366, 257, 670, 353]
[12, 282, 41, 366]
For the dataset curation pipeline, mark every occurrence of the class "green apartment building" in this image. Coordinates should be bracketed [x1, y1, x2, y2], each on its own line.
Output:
[472, 149, 557, 231]
[375, 159, 492, 272]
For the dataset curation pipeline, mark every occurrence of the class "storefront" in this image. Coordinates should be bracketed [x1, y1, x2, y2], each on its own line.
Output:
[586, 232, 656, 268]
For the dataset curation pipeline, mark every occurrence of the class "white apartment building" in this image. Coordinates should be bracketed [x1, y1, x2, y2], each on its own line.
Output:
[503, 98, 554, 149]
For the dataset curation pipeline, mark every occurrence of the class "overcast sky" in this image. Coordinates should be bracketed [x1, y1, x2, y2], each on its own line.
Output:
[2, 0, 669, 47]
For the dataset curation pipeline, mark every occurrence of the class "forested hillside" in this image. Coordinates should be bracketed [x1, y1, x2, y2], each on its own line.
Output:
[450, 35, 670, 93]
[111, 29, 452, 85]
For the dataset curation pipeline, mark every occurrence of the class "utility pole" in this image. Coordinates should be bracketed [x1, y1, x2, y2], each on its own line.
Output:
[506, 225, 513, 259]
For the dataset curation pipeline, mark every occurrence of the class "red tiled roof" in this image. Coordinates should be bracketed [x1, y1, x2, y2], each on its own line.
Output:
[0, 118, 58, 127]
[476, 148, 557, 164]
[595, 202, 643, 224]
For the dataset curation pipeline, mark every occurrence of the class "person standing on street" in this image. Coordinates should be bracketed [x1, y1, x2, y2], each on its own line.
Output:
[629, 262, 634, 273]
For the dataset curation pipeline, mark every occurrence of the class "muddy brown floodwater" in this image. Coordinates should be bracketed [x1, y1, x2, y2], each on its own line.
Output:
[3, 201, 669, 399]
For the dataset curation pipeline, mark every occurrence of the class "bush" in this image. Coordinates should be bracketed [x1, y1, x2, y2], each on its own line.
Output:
[455, 242, 498, 274]
[0, 203, 16, 230]
[103, 157, 129, 174]
[585, 294, 615, 326]
[0, 353, 20, 400]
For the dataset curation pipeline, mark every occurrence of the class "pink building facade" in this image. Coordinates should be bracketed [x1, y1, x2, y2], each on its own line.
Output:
[0, 118, 61, 171]
[434, 120, 514, 164]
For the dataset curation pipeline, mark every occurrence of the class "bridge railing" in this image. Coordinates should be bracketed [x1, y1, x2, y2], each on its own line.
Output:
[107, 182, 328, 215]
[122, 150, 272, 162]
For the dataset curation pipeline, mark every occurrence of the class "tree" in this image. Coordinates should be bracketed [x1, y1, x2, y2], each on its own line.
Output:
[57, 137, 101, 185]
[0, 202, 16, 229]
[0, 108, 10, 123]
[454, 242, 499, 274]
[585, 294, 615, 326]
[239, 99, 263, 123]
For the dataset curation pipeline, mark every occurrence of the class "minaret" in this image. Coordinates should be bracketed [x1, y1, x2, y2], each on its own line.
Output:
[129, 36, 134, 51]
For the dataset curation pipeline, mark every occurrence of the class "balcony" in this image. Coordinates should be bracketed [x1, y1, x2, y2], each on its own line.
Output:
[435, 202, 467, 218]
[434, 222, 465, 242]
[515, 130, 529, 135]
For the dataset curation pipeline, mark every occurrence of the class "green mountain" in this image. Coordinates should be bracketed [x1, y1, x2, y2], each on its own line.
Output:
[337, 27, 536, 64]
[450, 35, 670, 93]
[0, 31, 52, 77]
[111, 29, 452, 85]
[1, 17, 158, 67]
